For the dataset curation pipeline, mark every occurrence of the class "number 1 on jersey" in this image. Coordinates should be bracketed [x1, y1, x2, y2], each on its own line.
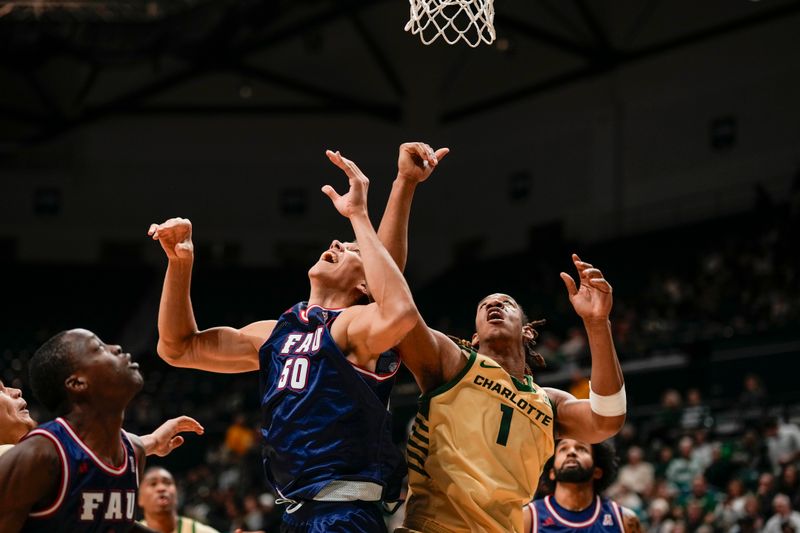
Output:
[496, 404, 513, 446]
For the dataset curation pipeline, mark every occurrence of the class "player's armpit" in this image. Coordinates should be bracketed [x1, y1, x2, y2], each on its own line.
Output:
[162, 320, 275, 373]
[622, 507, 642, 533]
[125, 433, 147, 479]
[0, 435, 60, 521]
[545, 387, 625, 443]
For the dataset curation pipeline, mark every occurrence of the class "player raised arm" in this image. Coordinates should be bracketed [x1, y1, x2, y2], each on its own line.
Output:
[546, 254, 626, 443]
[377, 142, 448, 272]
[148, 218, 274, 373]
[322, 150, 419, 362]
[371, 142, 463, 393]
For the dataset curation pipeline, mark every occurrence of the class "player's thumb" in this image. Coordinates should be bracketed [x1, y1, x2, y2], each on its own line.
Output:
[170, 436, 184, 450]
[321, 185, 340, 203]
[434, 147, 450, 163]
[560, 272, 578, 296]
[174, 242, 193, 258]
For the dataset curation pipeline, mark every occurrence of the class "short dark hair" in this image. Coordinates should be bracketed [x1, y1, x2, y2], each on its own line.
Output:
[544, 440, 620, 495]
[29, 331, 75, 414]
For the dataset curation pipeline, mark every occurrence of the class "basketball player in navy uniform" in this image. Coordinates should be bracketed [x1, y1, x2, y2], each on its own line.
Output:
[148, 147, 439, 532]
[0, 329, 157, 532]
[0, 378, 204, 459]
[524, 439, 642, 533]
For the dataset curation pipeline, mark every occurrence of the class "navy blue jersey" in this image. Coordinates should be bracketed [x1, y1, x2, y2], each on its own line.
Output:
[258, 302, 405, 503]
[21, 417, 139, 533]
[527, 495, 625, 533]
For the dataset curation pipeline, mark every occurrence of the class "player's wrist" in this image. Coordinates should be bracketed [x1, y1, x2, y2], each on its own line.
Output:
[168, 255, 194, 266]
[395, 173, 422, 187]
[348, 209, 370, 222]
[582, 316, 610, 329]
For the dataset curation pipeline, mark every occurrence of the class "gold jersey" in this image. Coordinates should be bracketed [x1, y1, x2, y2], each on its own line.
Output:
[402, 347, 555, 533]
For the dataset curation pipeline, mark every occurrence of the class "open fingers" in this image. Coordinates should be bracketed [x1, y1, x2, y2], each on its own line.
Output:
[560, 272, 578, 296]
[588, 277, 612, 293]
[583, 267, 604, 280]
[174, 416, 204, 434]
[325, 149, 347, 171]
[571, 253, 595, 278]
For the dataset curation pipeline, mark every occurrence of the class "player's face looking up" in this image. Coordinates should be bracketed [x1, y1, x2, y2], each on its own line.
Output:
[138, 468, 178, 514]
[0, 379, 36, 444]
[551, 438, 599, 484]
[473, 293, 525, 344]
[67, 329, 144, 398]
[309, 239, 368, 301]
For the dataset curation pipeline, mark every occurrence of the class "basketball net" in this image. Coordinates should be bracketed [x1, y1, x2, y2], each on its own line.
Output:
[405, 0, 496, 48]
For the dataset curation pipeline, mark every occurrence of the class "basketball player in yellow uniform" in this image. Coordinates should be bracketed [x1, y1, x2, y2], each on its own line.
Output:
[377, 144, 627, 532]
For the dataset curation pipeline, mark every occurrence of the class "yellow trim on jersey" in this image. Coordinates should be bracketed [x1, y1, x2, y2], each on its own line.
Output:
[404, 347, 555, 533]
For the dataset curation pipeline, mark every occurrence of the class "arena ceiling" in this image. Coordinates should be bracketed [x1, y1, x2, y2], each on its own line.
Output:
[1, 0, 799, 146]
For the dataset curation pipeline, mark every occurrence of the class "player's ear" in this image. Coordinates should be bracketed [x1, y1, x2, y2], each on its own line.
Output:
[522, 323, 535, 342]
[549, 467, 555, 481]
[65, 374, 87, 394]
[356, 281, 369, 299]
[593, 466, 603, 480]
[471, 333, 479, 348]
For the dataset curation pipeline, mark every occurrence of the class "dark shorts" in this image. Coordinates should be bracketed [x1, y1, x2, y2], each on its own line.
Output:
[279, 500, 388, 533]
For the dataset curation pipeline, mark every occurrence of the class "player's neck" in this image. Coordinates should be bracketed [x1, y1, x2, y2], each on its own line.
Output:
[479, 340, 526, 379]
[64, 407, 126, 464]
[145, 511, 178, 533]
[553, 483, 596, 512]
[307, 285, 354, 310]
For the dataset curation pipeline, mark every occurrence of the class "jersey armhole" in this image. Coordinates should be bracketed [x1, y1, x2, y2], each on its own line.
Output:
[417, 347, 476, 418]
[422, 347, 476, 399]
[25, 430, 70, 518]
[611, 501, 625, 531]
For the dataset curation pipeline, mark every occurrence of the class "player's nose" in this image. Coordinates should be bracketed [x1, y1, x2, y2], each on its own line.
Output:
[330, 240, 343, 251]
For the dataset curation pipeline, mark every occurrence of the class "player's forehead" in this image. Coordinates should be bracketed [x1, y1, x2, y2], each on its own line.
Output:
[556, 438, 591, 453]
[477, 293, 517, 307]
[67, 328, 102, 347]
[143, 468, 174, 483]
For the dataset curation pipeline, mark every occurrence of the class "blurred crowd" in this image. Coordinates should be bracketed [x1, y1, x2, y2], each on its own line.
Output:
[600, 378, 800, 533]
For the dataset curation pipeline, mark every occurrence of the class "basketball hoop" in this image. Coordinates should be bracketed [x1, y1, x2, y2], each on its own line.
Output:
[404, 0, 495, 48]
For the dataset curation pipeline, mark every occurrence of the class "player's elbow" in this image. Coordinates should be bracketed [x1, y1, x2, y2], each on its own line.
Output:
[591, 413, 626, 442]
[393, 305, 419, 337]
[156, 338, 192, 367]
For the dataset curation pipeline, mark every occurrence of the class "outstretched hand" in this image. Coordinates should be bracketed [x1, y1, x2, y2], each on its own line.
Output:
[560, 254, 613, 321]
[322, 150, 370, 219]
[148, 218, 194, 261]
[144, 416, 204, 457]
[397, 142, 449, 184]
